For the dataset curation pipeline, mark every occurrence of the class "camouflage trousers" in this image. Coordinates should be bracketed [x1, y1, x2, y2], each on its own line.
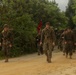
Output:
[43, 42, 53, 60]
[65, 41, 73, 56]
[2, 41, 11, 59]
[2, 45, 10, 58]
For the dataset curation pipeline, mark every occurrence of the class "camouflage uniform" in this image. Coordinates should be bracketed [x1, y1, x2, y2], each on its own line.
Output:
[0, 25, 13, 62]
[41, 26, 55, 63]
[64, 29, 75, 59]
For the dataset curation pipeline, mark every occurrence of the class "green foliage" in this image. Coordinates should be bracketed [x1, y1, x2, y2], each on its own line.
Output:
[73, 15, 76, 25]
[66, 0, 76, 28]
[72, 0, 76, 25]
[0, 0, 68, 57]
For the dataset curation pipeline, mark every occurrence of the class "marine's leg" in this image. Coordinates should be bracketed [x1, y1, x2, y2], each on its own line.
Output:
[69, 43, 73, 59]
[2, 45, 8, 62]
[62, 40, 65, 52]
[43, 43, 48, 62]
[40, 45, 44, 54]
[47, 43, 52, 63]
[60, 41, 63, 51]
[69, 50, 73, 59]
[63, 43, 66, 55]
[5, 46, 9, 62]
[52, 45, 54, 51]
[65, 43, 69, 58]
[37, 43, 40, 55]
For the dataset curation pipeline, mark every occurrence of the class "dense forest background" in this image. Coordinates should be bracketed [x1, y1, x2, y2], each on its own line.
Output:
[0, 0, 76, 58]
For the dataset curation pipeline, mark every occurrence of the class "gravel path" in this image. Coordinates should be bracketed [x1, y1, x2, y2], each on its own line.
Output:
[0, 51, 76, 75]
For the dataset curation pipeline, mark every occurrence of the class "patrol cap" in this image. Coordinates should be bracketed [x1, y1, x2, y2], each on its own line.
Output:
[3, 24, 9, 28]
[46, 22, 50, 25]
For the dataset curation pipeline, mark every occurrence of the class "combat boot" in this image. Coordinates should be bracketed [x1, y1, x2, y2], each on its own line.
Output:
[47, 58, 51, 63]
[47, 58, 49, 62]
[38, 53, 40, 55]
[48, 60, 51, 63]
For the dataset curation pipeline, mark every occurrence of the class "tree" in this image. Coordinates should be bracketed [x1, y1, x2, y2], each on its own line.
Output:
[66, 0, 75, 29]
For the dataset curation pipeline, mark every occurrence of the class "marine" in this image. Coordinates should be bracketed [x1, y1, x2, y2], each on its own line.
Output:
[40, 22, 55, 63]
[0, 24, 13, 62]
[64, 28, 75, 59]
[36, 32, 43, 55]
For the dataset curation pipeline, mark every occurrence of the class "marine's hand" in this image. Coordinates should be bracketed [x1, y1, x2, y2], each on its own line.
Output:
[53, 42, 55, 46]
[9, 44, 12, 48]
[65, 42, 67, 44]
[40, 42, 42, 45]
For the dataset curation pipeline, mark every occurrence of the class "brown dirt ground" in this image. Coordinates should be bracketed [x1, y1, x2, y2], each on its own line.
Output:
[0, 51, 76, 75]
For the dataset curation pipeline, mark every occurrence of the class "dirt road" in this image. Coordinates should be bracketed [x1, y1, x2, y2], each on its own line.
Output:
[0, 51, 76, 75]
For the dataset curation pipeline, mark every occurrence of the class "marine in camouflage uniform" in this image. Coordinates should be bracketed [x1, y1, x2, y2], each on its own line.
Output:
[36, 32, 43, 55]
[0, 24, 13, 62]
[40, 22, 55, 63]
[60, 29, 67, 55]
[64, 28, 75, 59]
